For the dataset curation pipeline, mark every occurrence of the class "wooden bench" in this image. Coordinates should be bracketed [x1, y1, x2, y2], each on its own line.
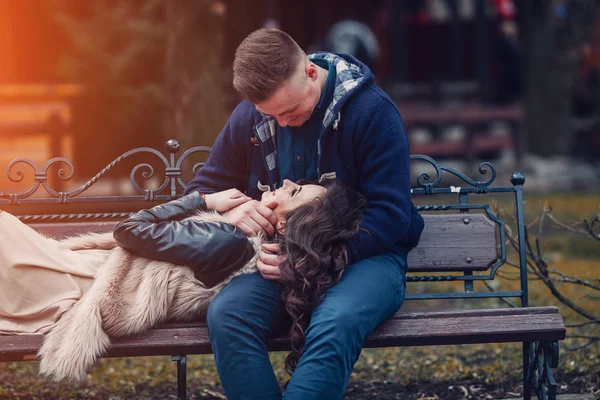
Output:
[0, 140, 566, 400]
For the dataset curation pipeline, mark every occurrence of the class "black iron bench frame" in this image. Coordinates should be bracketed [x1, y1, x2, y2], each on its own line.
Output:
[0, 140, 566, 400]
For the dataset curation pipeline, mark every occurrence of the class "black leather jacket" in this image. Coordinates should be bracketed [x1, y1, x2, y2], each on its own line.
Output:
[113, 192, 255, 288]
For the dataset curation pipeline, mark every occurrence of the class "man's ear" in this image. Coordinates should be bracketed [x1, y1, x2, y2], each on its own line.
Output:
[306, 62, 318, 81]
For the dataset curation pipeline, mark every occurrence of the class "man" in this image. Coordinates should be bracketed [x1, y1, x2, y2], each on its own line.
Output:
[184, 29, 424, 400]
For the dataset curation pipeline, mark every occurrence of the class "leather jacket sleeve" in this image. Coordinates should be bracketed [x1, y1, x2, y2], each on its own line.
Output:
[113, 192, 255, 288]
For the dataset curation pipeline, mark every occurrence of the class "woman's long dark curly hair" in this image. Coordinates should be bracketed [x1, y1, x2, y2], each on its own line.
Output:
[276, 179, 367, 375]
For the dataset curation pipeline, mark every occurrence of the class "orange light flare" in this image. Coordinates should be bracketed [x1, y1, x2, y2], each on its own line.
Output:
[0, 85, 83, 194]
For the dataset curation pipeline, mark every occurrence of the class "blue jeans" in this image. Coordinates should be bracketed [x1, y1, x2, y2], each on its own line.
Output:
[206, 251, 407, 400]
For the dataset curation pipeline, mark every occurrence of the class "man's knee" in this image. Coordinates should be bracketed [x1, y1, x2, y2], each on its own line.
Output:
[206, 289, 239, 335]
[307, 305, 366, 346]
[206, 272, 283, 338]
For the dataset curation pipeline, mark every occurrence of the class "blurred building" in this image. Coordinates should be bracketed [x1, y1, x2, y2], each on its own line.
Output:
[220, 0, 521, 160]
[2, 0, 597, 167]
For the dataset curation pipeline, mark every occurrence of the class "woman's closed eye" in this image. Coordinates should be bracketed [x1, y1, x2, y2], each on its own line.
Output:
[291, 187, 302, 197]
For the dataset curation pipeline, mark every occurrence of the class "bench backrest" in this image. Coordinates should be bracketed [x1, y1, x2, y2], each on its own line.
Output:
[1, 141, 529, 306]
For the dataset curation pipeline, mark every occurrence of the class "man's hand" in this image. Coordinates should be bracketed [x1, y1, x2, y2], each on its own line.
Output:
[223, 200, 277, 237]
[257, 242, 286, 280]
[204, 189, 251, 212]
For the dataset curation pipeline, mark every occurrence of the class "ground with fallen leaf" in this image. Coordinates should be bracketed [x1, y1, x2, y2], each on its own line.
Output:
[0, 345, 598, 399]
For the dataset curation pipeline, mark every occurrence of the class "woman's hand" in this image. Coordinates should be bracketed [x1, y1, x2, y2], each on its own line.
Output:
[204, 189, 251, 213]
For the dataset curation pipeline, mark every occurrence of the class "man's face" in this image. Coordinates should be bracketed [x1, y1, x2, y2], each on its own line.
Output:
[255, 62, 321, 128]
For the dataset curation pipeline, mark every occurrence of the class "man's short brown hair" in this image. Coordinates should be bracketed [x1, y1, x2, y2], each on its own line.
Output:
[233, 29, 306, 104]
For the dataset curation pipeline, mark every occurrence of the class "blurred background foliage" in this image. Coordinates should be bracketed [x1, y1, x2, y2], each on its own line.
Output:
[45, 0, 227, 175]
[1, 0, 599, 180]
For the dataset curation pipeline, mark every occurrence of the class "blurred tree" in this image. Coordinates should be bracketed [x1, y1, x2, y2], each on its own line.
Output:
[48, 0, 164, 174]
[48, 0, 226, 174]
[517, 0, 597, 158]
[165, 0, 228, 151]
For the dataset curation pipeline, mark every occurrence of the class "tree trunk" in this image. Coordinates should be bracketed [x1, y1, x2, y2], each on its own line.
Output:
[165, 0, 227, 149]
[518, 0, 596, 157]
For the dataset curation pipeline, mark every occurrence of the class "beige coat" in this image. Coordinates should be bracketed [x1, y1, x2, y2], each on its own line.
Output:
[0, 211, 104, 335]
[0, 211, 260, 381]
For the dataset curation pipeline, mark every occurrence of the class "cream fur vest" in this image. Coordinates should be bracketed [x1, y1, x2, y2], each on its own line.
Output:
[38, 212, 261, 381]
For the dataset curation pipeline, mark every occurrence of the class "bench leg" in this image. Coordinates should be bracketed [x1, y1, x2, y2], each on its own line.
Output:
[171, 355, 187, 400]
[524, 341, 559, 400]
[523, 342, 533, 400]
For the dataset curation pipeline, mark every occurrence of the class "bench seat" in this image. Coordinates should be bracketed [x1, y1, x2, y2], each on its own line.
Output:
[0, 306, 565, 363]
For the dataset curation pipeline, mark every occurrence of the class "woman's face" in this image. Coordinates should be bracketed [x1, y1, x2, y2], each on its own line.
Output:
[261, 179, 326, 223]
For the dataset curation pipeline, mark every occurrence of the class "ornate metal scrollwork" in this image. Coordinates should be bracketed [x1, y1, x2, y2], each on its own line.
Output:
[3, 143, 506, 204]
[4, 157, 75, 203]
[1, 140, 211, 205]
[175, 145, 212, 190]
[410, 154, 497, 194]
[525, 341, 559, 400]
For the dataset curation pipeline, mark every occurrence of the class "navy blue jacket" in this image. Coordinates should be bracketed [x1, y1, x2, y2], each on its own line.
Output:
[185, 53, 424, 264]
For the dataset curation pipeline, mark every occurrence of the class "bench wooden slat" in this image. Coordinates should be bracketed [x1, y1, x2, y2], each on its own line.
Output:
[30, 213, 499, 273]
[407, 214, 498, 272]
[367, 307, 565, 347]
[0, 307, 565, 362]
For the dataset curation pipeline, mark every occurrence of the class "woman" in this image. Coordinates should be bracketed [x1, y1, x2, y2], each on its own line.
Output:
[276, 179, 366, 375]
[0, 179, 365, 381]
